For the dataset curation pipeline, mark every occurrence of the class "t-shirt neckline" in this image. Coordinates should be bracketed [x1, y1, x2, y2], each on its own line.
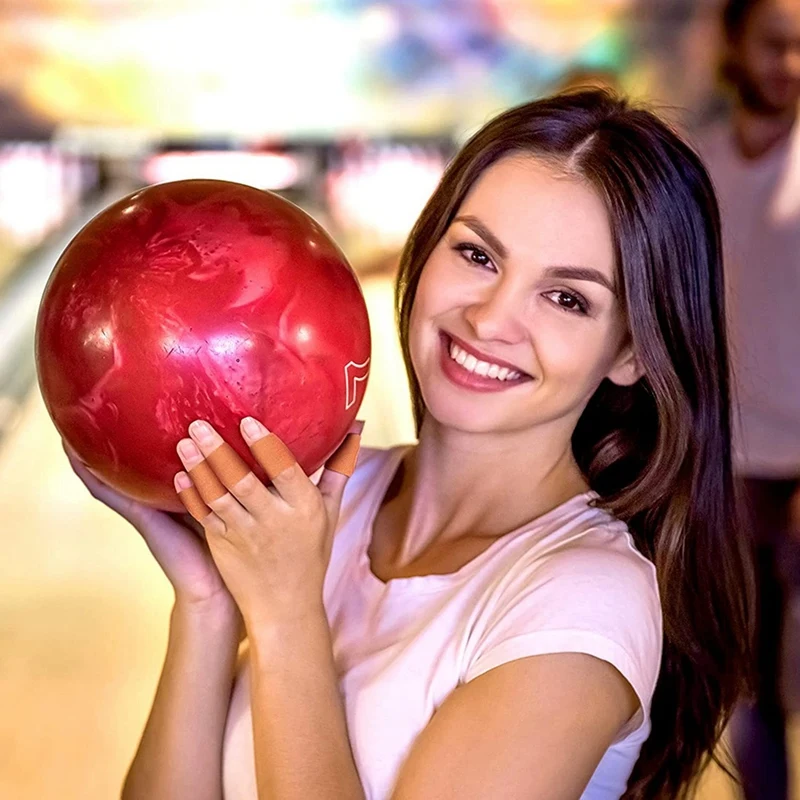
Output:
[357, 445, 597, 595]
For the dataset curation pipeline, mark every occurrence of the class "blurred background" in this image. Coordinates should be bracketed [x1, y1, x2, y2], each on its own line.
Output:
[0, 0, 797, 797]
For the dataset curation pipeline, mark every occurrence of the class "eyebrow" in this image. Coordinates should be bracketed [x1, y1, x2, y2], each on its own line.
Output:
[544, 266, 616, 295]
[453, 214, 616, 295]
[454, 215, 508, 260]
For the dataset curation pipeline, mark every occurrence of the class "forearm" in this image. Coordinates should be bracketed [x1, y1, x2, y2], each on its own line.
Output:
[122, 600, 241, 800]
[249, 607, 365, 800]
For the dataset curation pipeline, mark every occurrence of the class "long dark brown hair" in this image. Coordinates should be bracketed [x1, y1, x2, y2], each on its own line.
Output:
[394, 90, 754, 798]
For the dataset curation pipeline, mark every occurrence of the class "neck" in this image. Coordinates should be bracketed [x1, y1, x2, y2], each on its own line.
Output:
[390, 413, 588, 563]
[732, 103, 797, 160]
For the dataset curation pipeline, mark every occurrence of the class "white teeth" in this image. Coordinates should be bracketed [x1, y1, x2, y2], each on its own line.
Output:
[447, 339, 523, 381]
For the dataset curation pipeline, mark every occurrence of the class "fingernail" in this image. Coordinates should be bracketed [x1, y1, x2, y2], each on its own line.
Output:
[189, 420, 213, 444]
[178, 439, 201, 461]
[242, 416, 266, 439]
[174, 472, 193, 491]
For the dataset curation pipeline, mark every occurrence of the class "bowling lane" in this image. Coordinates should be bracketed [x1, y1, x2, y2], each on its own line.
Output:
[0, 185, 136, 445]
[0, 185, 173, 800]
[0, 386, 172, 799]
[0, 193, 797, 800]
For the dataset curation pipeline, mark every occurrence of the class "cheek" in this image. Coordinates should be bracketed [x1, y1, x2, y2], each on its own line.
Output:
[409, 256, 455, 331]
[415, 254, 450, 302]
[751, 46, 780, 77]
[408, 278, 431, 349]
[408, 269, 438, 366]
[532, 316, 623, 385]
[740, 41, 768, 73]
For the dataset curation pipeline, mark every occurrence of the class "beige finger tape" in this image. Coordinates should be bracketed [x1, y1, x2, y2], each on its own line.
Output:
[188, 459, 228, 503]
[178, 485, 213, 521]
[326, 433, 361, 477]
[206, 442, 251, 488]
[250, 433, 296, 480]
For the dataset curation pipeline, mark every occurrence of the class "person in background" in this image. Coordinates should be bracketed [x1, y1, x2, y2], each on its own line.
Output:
[693, 1, 800, 797]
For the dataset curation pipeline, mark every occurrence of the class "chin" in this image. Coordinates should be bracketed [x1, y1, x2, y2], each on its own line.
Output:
[434, 414, 496, 435]
[418, 388, 503, 434]
[772, 92, 800, 113]
[422, 386, 542, 436]
[749, 84, 799, 115]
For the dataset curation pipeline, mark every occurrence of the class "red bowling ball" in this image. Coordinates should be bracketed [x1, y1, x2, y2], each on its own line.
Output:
[35, 179, 371, 512]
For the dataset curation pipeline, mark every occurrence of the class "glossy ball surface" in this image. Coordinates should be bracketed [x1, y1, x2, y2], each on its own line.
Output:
[36, 179, 371, 511]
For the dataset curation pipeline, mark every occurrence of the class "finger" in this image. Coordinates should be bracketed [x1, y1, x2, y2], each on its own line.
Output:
[62, 441, 140, 516]
[62, 440, 179, 537]
[325, 420, 364, 477]
[240, 416, 308, 506]
[174, 471, 213, 523]
[177, 434, 247, 531]
[62, 440, 99, 485]
[201, 435, 275, 514]
[318, 421, 364, 519]
[173, 471, 226, 537]
[62, 439, 80, 462]
[62, 442, 100, 489]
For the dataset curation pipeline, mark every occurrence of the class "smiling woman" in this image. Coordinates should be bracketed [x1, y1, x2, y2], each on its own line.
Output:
[391, 89, 755, 798]
[67, 89, 754, 800]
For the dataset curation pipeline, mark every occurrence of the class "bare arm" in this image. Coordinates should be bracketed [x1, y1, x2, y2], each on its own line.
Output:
[392, 652, 639, 800]
[61, 448, 245, 800]
[245, 618, 635, 800]
[249, 607, 365, 800]
[121, 600, 242, 800]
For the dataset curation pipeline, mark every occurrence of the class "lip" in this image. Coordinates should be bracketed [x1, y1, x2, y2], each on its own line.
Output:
[444, 331, 530, 376]
[438, 332, 532, 392]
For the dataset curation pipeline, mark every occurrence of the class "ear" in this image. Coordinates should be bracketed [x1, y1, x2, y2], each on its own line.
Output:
[606, 344, 643, 387]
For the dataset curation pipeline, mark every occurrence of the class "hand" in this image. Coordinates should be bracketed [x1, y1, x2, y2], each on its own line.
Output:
[173, 417, 362, 633]
[63, 442, 238, 615]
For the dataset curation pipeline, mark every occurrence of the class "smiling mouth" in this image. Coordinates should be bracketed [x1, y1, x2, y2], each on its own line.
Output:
[440, 332, 533, 384]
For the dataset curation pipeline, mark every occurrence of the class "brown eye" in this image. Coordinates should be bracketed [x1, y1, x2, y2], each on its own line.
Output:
[557, 292, 578, 309]
[470, 248, 490, 266]
[543, 290, 589, 315]
[454, 243, 495, 270]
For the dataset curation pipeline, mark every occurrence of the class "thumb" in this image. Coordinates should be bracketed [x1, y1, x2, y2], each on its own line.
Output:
[318, 420, 364, 520]
[62, 440, 161, 530]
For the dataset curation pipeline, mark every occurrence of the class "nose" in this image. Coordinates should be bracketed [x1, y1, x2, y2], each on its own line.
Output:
[463, 282, 527, 344]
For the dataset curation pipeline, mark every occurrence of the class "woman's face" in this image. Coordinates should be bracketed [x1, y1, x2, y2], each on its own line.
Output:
[408, 154, 639, 436]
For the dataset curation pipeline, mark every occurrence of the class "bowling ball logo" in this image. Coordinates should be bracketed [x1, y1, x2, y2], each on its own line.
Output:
[35, 179, 371, 511]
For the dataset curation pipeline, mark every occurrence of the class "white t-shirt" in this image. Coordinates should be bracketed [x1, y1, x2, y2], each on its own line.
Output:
[222, 446, 663, 800]
[694, 120, 800, 477]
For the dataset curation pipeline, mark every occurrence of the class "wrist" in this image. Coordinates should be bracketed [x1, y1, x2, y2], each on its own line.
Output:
[172, 595, 242, 636]
[246, 603, 330, 665]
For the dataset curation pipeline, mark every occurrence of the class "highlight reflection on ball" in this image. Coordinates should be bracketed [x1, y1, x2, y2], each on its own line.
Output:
[36, 179, 371, 511]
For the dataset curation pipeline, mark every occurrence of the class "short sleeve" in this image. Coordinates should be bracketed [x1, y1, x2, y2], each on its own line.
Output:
[464, 530, 662, 737]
